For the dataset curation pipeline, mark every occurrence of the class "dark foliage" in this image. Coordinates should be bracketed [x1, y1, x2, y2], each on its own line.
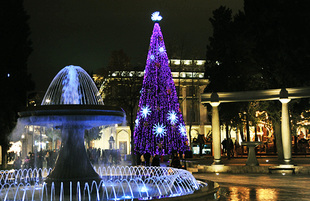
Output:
[100, 50, 143, 165]
[0, 0, 34, 167]
[205, 1, 310, 142]
[206, 1, 310, 92]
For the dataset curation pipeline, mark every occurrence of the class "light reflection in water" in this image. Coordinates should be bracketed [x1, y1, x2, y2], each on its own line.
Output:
[256, 188, 278, 200]
[223, 187, 279, 200]
[229, 186, 250, 200]
[197, 174, 310, 200]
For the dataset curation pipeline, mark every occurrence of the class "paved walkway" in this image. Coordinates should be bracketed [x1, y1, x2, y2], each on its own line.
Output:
[188, 155, 310, 166]
[186, 155, 310, 174]
[194, 173, 310, 200]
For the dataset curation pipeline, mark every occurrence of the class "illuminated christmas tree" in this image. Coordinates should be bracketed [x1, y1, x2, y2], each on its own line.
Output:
[133, 12, 189, 156]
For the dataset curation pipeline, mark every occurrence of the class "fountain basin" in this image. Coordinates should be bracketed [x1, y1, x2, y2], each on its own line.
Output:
[0, 166, 208, 200]
[18, 105, 125, 128]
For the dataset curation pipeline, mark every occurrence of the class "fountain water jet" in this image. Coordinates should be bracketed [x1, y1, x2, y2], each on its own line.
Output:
[18, 65, 125, 191]
[0, 166, 207, 200]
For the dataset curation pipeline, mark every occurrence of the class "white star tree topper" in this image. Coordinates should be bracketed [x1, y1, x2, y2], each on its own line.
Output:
[151, 11, 162, 22]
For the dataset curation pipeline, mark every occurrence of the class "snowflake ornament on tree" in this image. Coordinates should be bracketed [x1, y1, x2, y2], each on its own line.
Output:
[167, 110, 178, 125]
[153, 123, 167, 137]
[141, 105, 151, 119]
[135, 118, 139, 127]
[178, 124, 187, 136]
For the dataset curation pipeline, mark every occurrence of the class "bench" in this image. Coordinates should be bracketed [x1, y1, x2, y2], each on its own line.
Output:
[268, 167, 295, 174]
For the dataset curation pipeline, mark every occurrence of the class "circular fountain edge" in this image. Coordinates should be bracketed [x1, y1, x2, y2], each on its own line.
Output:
[18, 105, 125, 128]
[157, 179, 219, 201]
[18, 105, 125, 117]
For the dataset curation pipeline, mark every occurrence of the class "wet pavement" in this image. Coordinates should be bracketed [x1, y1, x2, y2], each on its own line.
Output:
[194, 173, 310, 200]
[187, 155, 310, 166]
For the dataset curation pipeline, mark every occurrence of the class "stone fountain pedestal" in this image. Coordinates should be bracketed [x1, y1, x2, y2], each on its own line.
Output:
[241, 141, 262, 166]
[45, 126, 101, 192]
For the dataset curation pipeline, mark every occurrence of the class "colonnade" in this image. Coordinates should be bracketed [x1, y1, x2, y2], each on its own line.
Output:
[203, 88, 300, 166]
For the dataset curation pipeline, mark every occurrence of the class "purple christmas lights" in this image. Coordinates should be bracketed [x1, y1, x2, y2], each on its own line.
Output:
[133, 19, 189, 156]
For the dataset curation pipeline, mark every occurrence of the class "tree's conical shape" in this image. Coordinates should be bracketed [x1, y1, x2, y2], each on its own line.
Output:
[133, 22, 189, 156]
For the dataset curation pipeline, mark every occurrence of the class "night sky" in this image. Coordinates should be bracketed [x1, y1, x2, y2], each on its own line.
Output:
[24, 0, 243, 91]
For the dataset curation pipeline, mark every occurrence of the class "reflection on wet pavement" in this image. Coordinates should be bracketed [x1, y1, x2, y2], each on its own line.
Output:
[195, 173, 310, 200]
[218, 186, 280, 200]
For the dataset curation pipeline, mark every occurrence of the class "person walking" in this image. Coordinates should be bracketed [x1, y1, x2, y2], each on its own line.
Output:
[170, 153, 181, 168]
[222, 138, 227, 155]
[151, 155, 160, 166]
[144, 152, 151, 166]
[140, 154, 145, 166]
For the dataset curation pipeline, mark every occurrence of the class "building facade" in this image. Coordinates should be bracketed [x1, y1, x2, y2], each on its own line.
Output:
[92, 59, 211, 155]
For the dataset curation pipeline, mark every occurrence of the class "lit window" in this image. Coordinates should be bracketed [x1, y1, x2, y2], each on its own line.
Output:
[171, 59, 180, 65]
[183, 60, 191, 65]
[196, 60, 205, 65]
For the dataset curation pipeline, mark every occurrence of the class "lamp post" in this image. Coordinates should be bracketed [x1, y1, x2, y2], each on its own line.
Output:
[109, 135, 115, 150]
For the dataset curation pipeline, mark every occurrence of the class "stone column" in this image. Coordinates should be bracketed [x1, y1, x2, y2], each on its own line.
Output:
[210, 92, 222, 165]
[182, 86, 187, 121]
[199, 86, 207, 134]
[279, 88, 292, 165]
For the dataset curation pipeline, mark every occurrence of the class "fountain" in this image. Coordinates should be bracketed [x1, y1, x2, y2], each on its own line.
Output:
[18, 65, 125, 191]
[0, 65, 212, 200]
